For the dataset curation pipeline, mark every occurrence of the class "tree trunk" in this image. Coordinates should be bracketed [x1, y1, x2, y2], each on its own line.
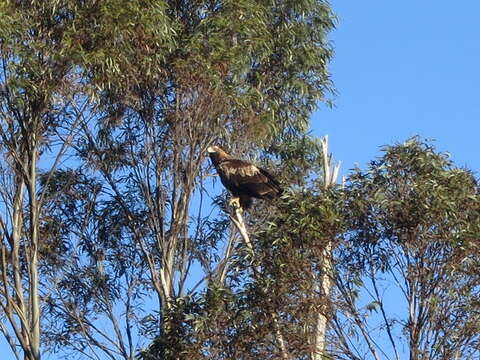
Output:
[27, 145, 41, 360]
[311, 136, 339, 359]
[311, 243, 332, 359]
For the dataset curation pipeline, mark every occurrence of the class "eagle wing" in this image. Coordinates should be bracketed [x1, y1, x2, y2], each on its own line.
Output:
[218, 159, 282, 199]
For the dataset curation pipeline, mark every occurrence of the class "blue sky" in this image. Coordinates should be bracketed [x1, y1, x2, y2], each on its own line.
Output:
[313, 1, 480, 174]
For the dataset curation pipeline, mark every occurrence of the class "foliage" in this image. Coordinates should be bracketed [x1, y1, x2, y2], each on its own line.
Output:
[0, 0, 336, 359]
[141, 138, 480, 360]
[3, 1, 478, 360]
[332, 138, 480, 360]
[141, 186, 344, 360]
[0, 1, 89, 359]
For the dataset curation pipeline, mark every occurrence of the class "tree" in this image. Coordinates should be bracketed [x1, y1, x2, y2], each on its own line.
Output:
[31, 0, 337, 359]
[331, 138, 480, 360]
[0, 1, 87, 359]
[140, 136, 343, 360]
[2, 4, 478, 360]
[140, 138, 480, 360]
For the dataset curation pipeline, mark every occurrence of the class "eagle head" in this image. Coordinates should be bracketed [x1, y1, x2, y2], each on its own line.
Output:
[207, 145, 230, 159]
[207, 146, 219, 153]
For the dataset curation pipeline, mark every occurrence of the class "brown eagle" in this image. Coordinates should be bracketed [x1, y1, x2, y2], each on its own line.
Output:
[207, 145, 283, 209]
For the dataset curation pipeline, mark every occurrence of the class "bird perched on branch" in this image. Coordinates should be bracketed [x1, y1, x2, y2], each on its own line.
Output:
[207, 145, 283, 209]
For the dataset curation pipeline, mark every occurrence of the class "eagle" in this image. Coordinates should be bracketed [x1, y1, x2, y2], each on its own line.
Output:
[207, 145, 283, 209]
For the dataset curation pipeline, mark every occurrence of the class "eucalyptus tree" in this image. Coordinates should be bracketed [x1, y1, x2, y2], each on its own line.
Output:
[0, 1, 89, 359]
[332, 139, 480, 360]
[144, 138, 480, 360]
[36, 0, 337, 359]
[140, 136, 344, 360]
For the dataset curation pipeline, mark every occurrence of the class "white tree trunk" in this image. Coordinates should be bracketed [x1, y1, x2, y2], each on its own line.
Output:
[311, 136, 340, 360]
[27, 148, 41, 360]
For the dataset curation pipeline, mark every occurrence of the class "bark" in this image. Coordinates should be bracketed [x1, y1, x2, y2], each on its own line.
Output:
[311, 243, 332, 360]
[27, 145, 41, 360]
[310, 136, 340, 360]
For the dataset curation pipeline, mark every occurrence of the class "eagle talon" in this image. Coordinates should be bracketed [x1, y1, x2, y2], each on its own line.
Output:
[229, 197, 242, 210]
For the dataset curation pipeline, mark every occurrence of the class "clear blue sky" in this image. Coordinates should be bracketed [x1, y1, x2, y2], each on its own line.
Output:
[313, 1, 480, 174]
[3, 2, 480, 359]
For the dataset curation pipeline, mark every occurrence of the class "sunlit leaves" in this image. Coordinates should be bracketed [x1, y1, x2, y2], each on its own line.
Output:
[336, 138, 480, 359]
[1, 1, 337, 359]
